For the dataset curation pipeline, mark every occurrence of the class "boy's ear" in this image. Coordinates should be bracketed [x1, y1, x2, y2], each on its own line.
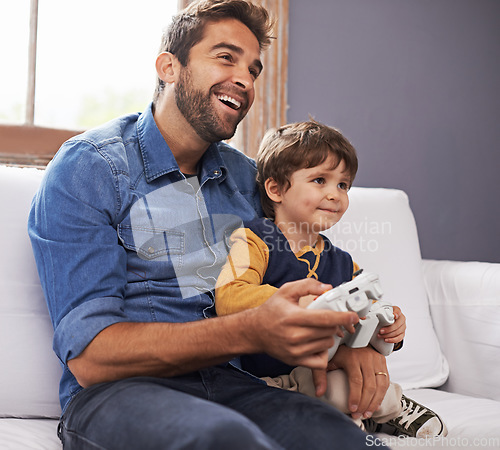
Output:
[156, 52, 180, 84]
[264, 178, 282, 203]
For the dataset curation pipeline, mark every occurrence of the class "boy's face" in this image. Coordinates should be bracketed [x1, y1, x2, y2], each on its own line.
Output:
[271, 155, 351, 236]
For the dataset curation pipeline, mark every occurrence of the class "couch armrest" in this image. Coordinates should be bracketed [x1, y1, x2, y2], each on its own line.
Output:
[422, 259, 500, 401]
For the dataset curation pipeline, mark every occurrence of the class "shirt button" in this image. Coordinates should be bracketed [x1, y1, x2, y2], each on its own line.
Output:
[147, 246, 155, 254]
[213, 170, 221, 176]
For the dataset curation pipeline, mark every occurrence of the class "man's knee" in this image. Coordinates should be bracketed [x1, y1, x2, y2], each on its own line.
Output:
[60, 409, 279, 450]
[201, 415, 280, 450]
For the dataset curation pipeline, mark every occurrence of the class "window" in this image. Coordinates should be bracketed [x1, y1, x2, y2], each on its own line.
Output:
[1, 0, 178, 130]
[1, 0, 288, 165]
[0, 1, 30, 126]
[0, 0, 178, 165]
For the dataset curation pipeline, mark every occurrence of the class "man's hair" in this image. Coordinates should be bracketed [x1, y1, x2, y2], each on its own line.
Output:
[153, 0, 274, 104]
[257, 120, 358, 220]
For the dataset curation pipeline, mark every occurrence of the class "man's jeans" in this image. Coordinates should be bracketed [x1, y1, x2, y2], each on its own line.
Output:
[58, 366, 382, 449]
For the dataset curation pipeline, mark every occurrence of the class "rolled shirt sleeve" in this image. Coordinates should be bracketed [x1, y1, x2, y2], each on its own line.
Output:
[29, 138, 129, 366]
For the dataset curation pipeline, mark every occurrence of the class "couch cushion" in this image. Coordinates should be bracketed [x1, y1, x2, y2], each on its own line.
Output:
[423, 259, 500, 401]
[0, 165, 62, 418]
[400, 388, 500, 444]
[322, 187, 449, 389]
[0, 418, 61, 449]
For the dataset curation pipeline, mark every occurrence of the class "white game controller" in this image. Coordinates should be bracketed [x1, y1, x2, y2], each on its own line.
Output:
[307, 271, 395, 360]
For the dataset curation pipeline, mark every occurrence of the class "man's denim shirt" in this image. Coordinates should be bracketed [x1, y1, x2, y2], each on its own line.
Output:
[28, 103, 262, 412]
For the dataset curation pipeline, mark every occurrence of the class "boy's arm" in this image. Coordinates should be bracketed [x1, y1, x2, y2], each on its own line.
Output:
[215, 228, 278, 315]
[352, 261, 361, 277]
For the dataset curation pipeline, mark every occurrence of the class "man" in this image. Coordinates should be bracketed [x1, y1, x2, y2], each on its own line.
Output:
[29, 1, 390, 448]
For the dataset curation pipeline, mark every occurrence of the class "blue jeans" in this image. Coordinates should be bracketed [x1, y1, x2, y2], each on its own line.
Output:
[58, 366, 383, 449]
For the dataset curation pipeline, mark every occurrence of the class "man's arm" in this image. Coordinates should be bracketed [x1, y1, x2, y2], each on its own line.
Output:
[68, 278, 359, 388]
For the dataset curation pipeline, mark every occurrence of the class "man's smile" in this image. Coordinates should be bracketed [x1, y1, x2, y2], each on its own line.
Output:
[216, 93, 242, 110]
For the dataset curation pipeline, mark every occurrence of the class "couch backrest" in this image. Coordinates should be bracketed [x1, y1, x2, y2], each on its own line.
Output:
[0, 165, 62, 418]
[322, 187, 449, 389]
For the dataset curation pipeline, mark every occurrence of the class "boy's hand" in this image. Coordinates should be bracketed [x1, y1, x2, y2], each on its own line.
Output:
[378, 305, 406, 343]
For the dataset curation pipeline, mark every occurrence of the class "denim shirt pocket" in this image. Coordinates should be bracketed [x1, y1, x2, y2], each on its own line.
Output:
[117, 223, 185, 273]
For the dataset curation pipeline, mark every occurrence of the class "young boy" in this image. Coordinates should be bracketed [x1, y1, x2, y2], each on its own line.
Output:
[215, 120, 447, 438]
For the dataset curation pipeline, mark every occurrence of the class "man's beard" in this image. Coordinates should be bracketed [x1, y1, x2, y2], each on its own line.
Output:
[175, 66, 246, 143]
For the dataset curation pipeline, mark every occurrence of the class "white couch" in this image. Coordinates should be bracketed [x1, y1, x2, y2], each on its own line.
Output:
[1, 164, 499, 450]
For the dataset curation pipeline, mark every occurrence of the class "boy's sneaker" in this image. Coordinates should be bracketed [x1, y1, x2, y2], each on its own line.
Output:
[363, 395, 448, 438]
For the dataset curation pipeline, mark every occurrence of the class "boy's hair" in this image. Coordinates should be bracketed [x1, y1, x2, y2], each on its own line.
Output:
[257, 119, 358, 220]
[153, 0, 274, 104]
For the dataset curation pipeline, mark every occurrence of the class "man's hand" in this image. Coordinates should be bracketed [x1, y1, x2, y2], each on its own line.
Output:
[247, 278, 359, 370]
[325, 345, 390, 419]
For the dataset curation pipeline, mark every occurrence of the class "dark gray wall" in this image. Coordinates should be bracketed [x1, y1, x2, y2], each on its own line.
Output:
[287, 0, 500, 263]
